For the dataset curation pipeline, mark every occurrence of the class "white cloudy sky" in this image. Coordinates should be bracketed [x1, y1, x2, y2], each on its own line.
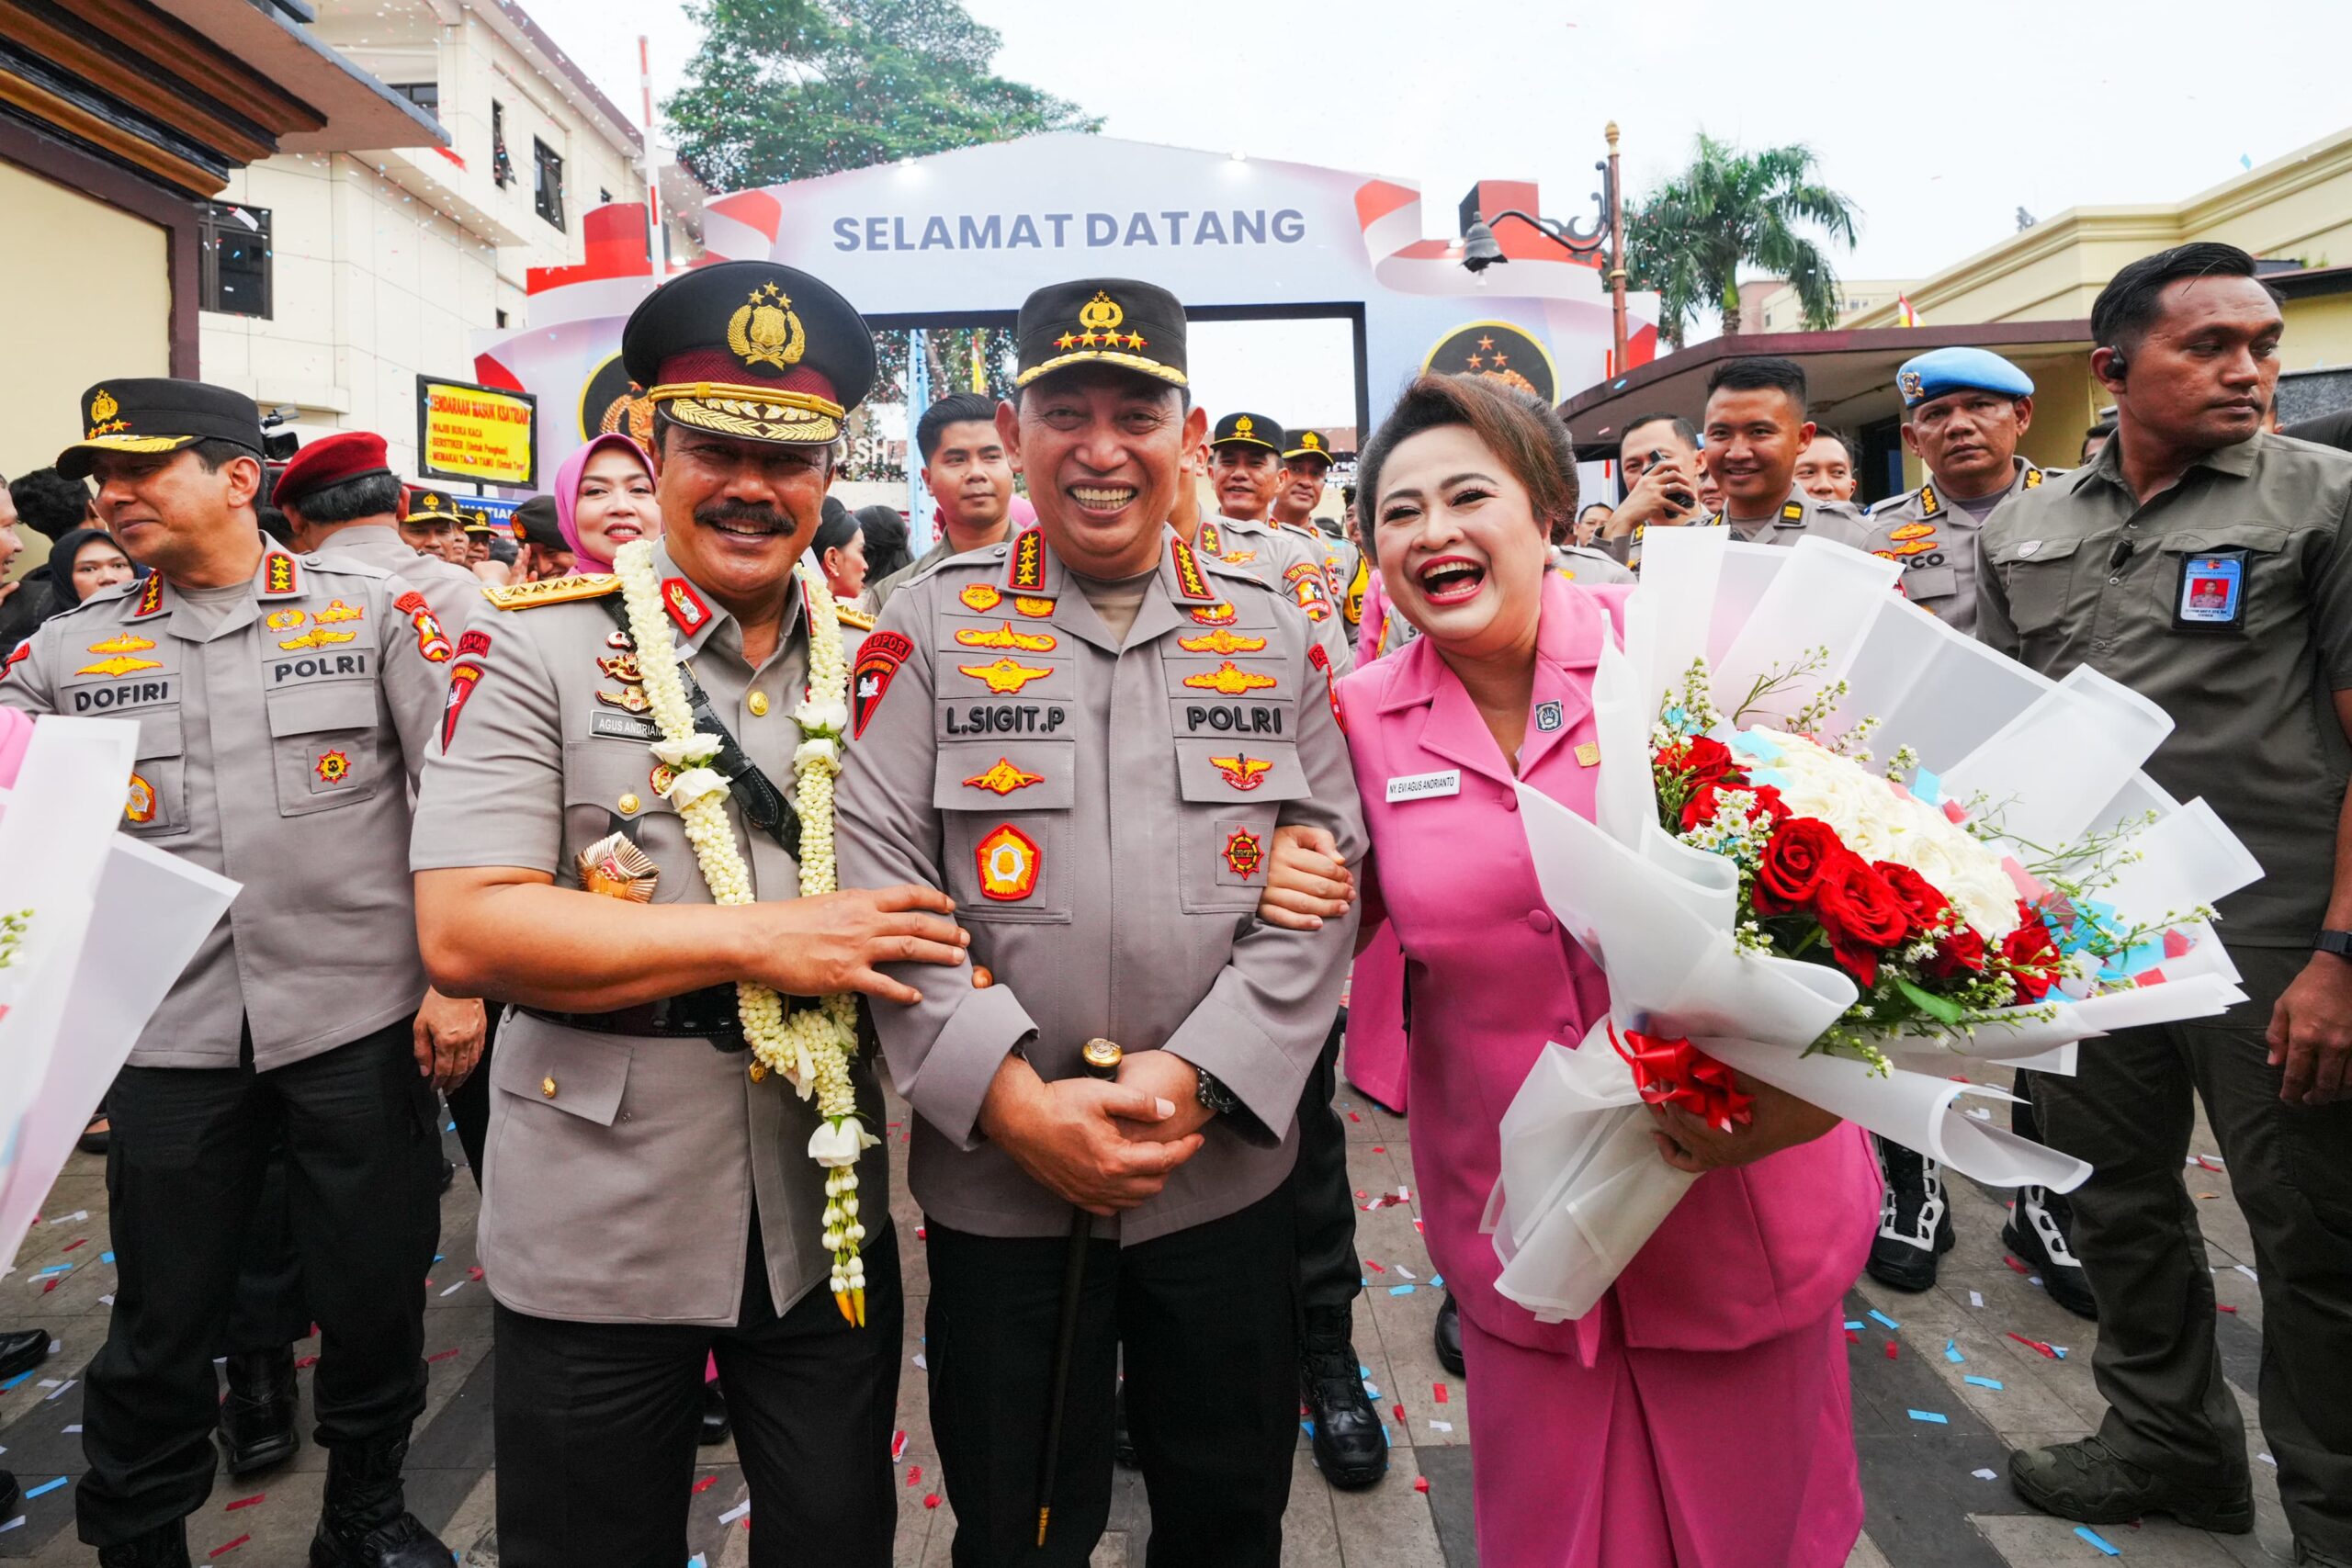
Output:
[533, 0, 2352, 423]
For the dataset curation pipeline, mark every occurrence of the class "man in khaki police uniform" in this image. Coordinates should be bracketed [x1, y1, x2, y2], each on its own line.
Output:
[411, 260, 968, 1567]
[1697, 356, 1871, 548]
[1980, 243, 2352, 1566]
[1271, 427, 1368, 629]
[1, 379, 464, 1568]
[1196, 412, 1356, 675]
[1859, 346, 2085, 1314]
[836, 277, 1367, 1566]
[863, 389, 1016, 615]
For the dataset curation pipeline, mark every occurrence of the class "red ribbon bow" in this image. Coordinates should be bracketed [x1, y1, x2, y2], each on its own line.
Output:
[1609, 1024, 1756, 1134]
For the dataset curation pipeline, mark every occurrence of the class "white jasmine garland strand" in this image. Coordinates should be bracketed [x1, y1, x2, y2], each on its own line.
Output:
[611, 541, 875, 1325]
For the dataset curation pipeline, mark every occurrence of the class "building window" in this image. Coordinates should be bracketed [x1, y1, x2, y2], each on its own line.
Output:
[199, 202, 271, 318]
[492, 100, 513, 188]
[533, 139, 564, 231]
[390, 81, 438, 119]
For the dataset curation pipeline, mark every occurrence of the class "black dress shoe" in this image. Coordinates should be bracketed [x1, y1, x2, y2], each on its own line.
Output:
[437, 1157, 456, 1195]
[309, 1435, 452, 1568]
[0, 1326, 49, 1382]
[98, 1519, 192, 1567]
[1866, 1137, 1954, 1292]
[218, 1347, 300, 1476]
[2004, 1186, 2098, 1321]
[1433, 1292, 1464, 1378]
[1300, 1307, 1386, 1490]
[698, 1380, 730, 1447]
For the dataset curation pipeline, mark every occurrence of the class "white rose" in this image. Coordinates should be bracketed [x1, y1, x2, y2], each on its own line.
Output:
[793, 737, 842, 771]
[651, 733, 722, 767]
[795, 699, 851, 736]
[808, 1117, 880, 1168]
[662, 766, 729, 809]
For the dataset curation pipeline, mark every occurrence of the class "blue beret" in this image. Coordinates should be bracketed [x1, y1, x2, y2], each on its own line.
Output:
[1895, 347, 2033, 409]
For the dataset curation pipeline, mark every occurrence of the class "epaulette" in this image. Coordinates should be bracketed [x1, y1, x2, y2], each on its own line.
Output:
[1780, 500, 1806, 524]
[1866, 486, 1923, 518]
[834, 599, 876, 631]
[909, 542, 1011, 588]
[1200, 550, 1282, 592]
[482, 574, 621, 611]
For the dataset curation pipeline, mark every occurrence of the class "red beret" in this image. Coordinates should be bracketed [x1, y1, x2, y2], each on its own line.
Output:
[273, 430, 393, 513]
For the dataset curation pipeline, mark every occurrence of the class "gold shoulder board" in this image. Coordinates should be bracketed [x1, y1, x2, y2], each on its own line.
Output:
[482, 574, 622, 610]
[834, 600, 876, 631]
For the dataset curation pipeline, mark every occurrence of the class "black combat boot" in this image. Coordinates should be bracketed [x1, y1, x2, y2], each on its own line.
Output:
[98, 1519, 192, 1568]
[217, 1346, 300, 1475]
[307, 1433, 453, 1568]
[1866, 1135, 1953, 1292]
[1300, 1306, 1387, 1490]
[2003, 1185, 2098, 1320]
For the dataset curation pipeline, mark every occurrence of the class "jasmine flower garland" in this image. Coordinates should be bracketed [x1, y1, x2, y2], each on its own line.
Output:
[612, 540, 876, 1325]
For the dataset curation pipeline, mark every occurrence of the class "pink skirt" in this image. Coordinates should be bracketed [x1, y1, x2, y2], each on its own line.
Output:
[1459, 1302, 1863, 1568]
[1341, 926, 1408, 1112]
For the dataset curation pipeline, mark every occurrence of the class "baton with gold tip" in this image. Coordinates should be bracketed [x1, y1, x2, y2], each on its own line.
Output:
[1035, 1037, 1123, 1548]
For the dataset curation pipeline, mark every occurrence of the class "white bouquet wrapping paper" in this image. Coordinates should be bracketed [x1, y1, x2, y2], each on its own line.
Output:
[0, 719, 240, 1268]
[1484, 530, 2262, 1323]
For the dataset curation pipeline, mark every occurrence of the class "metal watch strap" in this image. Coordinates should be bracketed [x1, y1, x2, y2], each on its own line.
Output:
[2315, 929, 2352, 959]
[1193, 1065, 1238, 1117]
[601, 597, 801, 860]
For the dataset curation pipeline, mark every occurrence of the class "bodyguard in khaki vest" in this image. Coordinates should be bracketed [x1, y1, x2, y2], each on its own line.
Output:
[0, 379, 463, 1567]
[836, 278, 1366, 1566]
[411, 261, 968, 1568]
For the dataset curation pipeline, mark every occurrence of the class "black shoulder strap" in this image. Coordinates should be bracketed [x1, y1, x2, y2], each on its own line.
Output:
[599, 597, 801, 861]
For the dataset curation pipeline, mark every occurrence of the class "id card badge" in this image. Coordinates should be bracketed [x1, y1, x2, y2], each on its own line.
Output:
[2174, 548, 2250, 632]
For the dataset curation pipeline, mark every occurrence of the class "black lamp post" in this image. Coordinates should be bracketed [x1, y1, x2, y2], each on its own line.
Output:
[1460, 123, 1629, 366]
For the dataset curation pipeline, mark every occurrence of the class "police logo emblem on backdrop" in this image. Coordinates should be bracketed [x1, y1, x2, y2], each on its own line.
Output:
[1421, 321, 1558, 403]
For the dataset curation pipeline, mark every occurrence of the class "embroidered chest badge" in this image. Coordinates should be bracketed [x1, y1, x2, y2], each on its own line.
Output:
[964, 758, 1045, 795]
[1223, 827, 1265, 879]
[1210, 754, 1274, 791]
[975, 823, 1042, 901]
[1182, 660, 1276, 696]
[959, 656, 1054, 694]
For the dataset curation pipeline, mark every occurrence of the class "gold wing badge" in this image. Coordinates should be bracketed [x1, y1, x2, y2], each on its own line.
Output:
[728, 282, 806, 370]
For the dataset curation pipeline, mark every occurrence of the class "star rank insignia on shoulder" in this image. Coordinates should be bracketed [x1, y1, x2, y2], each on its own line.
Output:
[483, 575, 623, 611]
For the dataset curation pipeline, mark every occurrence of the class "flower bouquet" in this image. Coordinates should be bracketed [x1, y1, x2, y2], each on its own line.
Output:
[1484, 528, 2261, 1323]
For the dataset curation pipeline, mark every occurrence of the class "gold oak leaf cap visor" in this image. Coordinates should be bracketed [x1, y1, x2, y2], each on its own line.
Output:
[59, 378, 264, 479]
[622, 258, 877, 447]
[1013, 277, 1189, 390]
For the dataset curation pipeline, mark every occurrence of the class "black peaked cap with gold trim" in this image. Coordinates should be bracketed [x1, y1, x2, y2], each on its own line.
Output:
[622, 259, 875, 446]
[1283, 428, 1334, 464]
[1211, 411, 1283, 452]
[58, 378, 263, 479]
[1013, 278, 1188, 389]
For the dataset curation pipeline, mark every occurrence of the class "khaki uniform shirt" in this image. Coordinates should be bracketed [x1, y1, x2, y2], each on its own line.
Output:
[835, 525, 1367, 1245]
[862, 531, 966, 617]
[1862, 458, 2052, 635]
[1977, 434, 2352, 946]
[0, 547, 447, 1068]
[410, 541, 873, 1325]
[1198, 514, 1355, 674]
[1551, 543, 1637, 585]
[1704, 486, 1871, 549]
[310, 523, 482, 637]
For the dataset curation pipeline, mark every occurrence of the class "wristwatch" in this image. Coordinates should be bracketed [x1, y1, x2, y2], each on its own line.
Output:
[2314, 930, 2352, 959]
[1193, 1065, 1238, 1117]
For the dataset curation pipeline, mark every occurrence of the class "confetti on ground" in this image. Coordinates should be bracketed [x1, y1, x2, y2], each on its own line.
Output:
[1972, 1468, 1998, 1481]
[1433, 1382, 1449, 1404]
[207, 1535, 249, 1558]
[1430, 1420, 1453, 1433]
[718, 1501, 750, 1526]
[1969, 1291, 1984, 1307]
[0, 1517, 18, 1532]
[295, 1356, 319, 1370]
[49, 1211, 86, 1224]
[905, 1465, 922, 1486]
[1883, 1342, 1897, 1360]
[45, 1380, 74, 1402]
[425, 1348, 459, 1364]
[2218, 1303, 2238, 1314]
[2234, 1264, 2257, 1281]
[100, 1252, 114, 1264]
[1372, 1145, 1385, 1154]
[224, 1495, 265, 1511]
[1844, 1320, 1864, 1330]
[1387, 1284, 1416, 1297]
[911, 1353, 927, 1371]
[25, 1477, 65, 1498]
[1364, 1259, 1385, 1273]
[2259, 1452, 2277, 1467]
[2007, 1333, 2059, 1359]
[1395, 1266, 1415, 1280]
[1906, 1411, 1948, 1425]
[62, 1239, 85, 1253]
[2074, 1525, 2120, 1556]
[0, 1373, 29, 1392]
[1392, 1404, 1406, 1423]
[2003, 1256, 2031, 1276]
[31, 1264, 70, 1278]
[1944, 1339, 1965, 1363]
[923, 1493, 941, 1509]
[438, 1280, 467, 1297]
[1868, 1310, 1901, 1330]
[1963, 1376, 2004, 1390]
[691, 1475, 715, 1495]
[1845, 1330, 1860, 1345]
[891, 1430, 908, 1461]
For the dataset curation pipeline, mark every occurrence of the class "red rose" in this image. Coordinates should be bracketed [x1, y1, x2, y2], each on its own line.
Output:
[1680, 782, 1724, 833]
[1920, 926, 1988, 981]
[2002, 904, 2064, 1003]
[1873, 862, 1951, 939]
[1658, 735, 1739, 784]
[1815, 856, 1912, 987]
[1753, 817, 1846, 915]
[1748, 784, 1789, 826]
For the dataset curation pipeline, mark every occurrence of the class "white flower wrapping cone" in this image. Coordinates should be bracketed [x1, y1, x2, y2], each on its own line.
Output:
[1485, 531, 2263, 1325]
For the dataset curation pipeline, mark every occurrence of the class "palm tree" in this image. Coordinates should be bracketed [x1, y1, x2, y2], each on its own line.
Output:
[1625, 134, 1860, 349]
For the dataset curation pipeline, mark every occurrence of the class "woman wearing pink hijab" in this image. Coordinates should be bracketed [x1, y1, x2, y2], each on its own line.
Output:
[555, 432, 662, 572]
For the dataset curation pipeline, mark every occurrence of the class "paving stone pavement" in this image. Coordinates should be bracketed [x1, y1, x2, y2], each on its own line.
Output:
[0, 1062, 2292, 1565]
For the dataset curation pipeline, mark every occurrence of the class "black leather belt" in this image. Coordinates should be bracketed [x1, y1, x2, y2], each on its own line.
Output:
[521, 985, 824, 1051]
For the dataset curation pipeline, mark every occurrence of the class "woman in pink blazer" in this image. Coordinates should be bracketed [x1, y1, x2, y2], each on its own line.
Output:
[1265, 377, 1881, 1567]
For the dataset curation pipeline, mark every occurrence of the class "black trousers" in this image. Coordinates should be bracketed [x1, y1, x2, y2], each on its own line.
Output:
[1292, 1007, 1362, 1318]
[77, 1020, 441, 1545]
[2036, 945, 2352, 1555]
[218, 1143, 311, 1355]
[493, 1224, 902, 1568]
[444, 1002, 501, 1188]
[927, 1185, 1299, 1568]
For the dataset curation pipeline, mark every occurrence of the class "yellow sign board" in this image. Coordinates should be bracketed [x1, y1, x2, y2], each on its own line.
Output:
[416, 377, 537, 488]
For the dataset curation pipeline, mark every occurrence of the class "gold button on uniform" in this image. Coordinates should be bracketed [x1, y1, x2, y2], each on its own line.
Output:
[617, 792, 641, 814]
[540, 1076, 558, 1099]
[747, 691, 770, 716]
